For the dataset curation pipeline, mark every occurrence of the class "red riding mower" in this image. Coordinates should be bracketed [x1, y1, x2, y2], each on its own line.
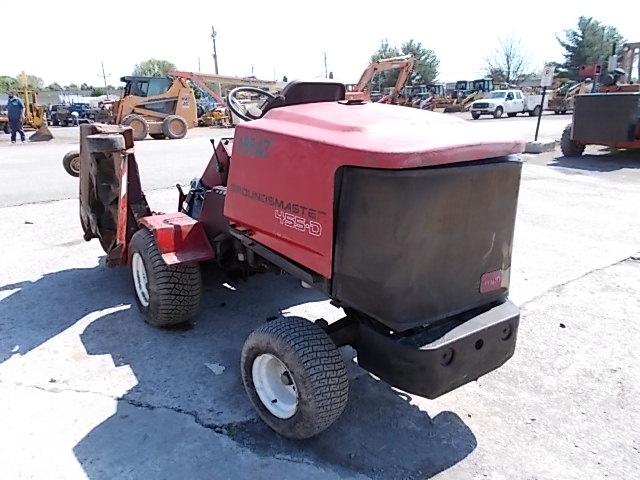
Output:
[69, 81, 524, 439]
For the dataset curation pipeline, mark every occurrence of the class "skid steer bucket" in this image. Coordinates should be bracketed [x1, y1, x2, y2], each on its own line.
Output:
[28, 124, 54, 142]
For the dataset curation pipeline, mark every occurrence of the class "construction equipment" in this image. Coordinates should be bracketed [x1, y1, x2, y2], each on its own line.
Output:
[561, 42, 640, 157]
[619, 42, 640, 83]
[442, 78, 496, 113]
[0, 111, 9, 134]
[1, 84, 53, 141]
[168, 70, 232, 127]
[110, 75, 197, 141]
[67, 80, 524, 440]
[349, 55, 415, 104]
[547, 64, 599, 114]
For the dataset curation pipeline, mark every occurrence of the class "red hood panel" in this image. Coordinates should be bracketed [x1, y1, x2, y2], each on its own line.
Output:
[243, 102, 525, 164]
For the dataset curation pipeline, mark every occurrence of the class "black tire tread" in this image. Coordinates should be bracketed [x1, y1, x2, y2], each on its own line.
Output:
[161, 115, 188, 140]
[130, 229, 201, 326]
[560, 124, 585, 157]
[243, 317, 348, 438]
[121, 114, 149, 141]
[62, 150, 80, 177]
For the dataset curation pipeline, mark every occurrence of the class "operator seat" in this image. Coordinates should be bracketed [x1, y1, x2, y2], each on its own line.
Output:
[261, 81, 346, 116]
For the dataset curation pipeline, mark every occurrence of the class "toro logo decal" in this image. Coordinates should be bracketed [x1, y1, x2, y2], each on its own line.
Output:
[480, 269, 505, 293]
[235, 135, 272, 158]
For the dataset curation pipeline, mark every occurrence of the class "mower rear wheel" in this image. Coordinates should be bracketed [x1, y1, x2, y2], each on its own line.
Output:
[62, 150, 80, 177]
[129, 229, 202, 327]
[121, 114, 149, 141]
[560, 124, 585, 157]
[241, 317, 349, 439]
[162, 115, 188, 140]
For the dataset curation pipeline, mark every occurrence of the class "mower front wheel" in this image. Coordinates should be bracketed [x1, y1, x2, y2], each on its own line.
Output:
[241, 317, 349, 439]
[129, 228, 202, 327]
[62, 151, 81, 177]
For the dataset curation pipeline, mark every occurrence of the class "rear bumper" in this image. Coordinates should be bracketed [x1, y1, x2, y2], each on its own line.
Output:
[352, 300, 519, 399]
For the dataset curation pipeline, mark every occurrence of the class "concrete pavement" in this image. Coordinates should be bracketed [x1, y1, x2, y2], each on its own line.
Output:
[0, 113, 569, 207]
[1, 113, 639, 479]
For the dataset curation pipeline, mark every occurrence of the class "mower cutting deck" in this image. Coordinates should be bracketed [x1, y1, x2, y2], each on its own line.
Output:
[71, 81, 525, 439]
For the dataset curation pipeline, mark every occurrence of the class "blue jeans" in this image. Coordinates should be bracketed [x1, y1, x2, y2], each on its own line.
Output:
[9, 117, 25, 142]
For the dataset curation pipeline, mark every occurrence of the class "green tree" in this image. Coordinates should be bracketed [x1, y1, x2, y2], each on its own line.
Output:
[14, 72, 44, 90]
[65, 83, 80, 91]
[0, 76, 19, 91]
[46, 82, 63, 91]
[370, 39, 439, 89]
[556, 16, 625, 79]
[400, 39, 439, 85]
[80, 82, 91, 90]
[485, 37, 533, 84]
[132, 58, 176, 77]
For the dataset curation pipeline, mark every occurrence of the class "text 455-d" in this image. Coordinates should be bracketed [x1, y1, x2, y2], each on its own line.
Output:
[275, 210, 322, 237]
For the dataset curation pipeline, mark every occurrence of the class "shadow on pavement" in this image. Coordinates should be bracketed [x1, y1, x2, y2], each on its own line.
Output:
[549, 149, 640, 172]
[0, 265, 129, 363]
[73, 270, 476, 479]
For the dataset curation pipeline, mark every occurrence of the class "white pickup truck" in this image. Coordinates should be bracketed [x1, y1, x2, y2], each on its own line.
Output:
[469, 89, 543, 119]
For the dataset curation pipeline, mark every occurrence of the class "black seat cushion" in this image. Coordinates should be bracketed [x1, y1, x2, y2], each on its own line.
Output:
[262, 81, 345, 115]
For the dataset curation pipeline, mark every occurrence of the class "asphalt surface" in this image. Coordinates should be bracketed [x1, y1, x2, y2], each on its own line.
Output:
[1, 112, 639, 479]
[0, 112, 568, 207]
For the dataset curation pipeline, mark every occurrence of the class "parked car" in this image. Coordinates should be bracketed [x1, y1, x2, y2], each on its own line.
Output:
[470, 89, 544, 119]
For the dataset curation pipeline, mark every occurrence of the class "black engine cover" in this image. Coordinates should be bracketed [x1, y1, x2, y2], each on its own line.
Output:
[331, 158, 522, 332]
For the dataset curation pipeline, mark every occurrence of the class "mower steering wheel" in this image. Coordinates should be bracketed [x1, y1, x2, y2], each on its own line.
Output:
[226, 87, 277, 122]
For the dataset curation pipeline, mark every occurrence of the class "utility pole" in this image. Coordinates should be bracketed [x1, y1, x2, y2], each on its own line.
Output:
[211, 26, 219, 74]
[324, 52, 328, 78]
[198, 57, 201, 72]
[101, 61, 110, 98]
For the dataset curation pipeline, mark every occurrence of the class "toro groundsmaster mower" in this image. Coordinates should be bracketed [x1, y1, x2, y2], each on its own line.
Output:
[70, 81, 524, 439]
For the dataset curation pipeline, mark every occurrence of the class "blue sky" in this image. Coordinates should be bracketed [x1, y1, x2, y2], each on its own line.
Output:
[3, 1, 637, 86]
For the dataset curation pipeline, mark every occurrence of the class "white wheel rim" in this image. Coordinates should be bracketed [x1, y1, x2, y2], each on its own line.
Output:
[252, 353, 298, 419]
[132, 252, 150, 307]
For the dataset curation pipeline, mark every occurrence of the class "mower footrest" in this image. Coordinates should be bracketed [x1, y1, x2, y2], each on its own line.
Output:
[139, 213, 215, 265]
[353, 301, 519, 399]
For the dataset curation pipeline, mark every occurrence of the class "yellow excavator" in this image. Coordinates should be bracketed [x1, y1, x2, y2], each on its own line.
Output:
[348, 55, 415, 104]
